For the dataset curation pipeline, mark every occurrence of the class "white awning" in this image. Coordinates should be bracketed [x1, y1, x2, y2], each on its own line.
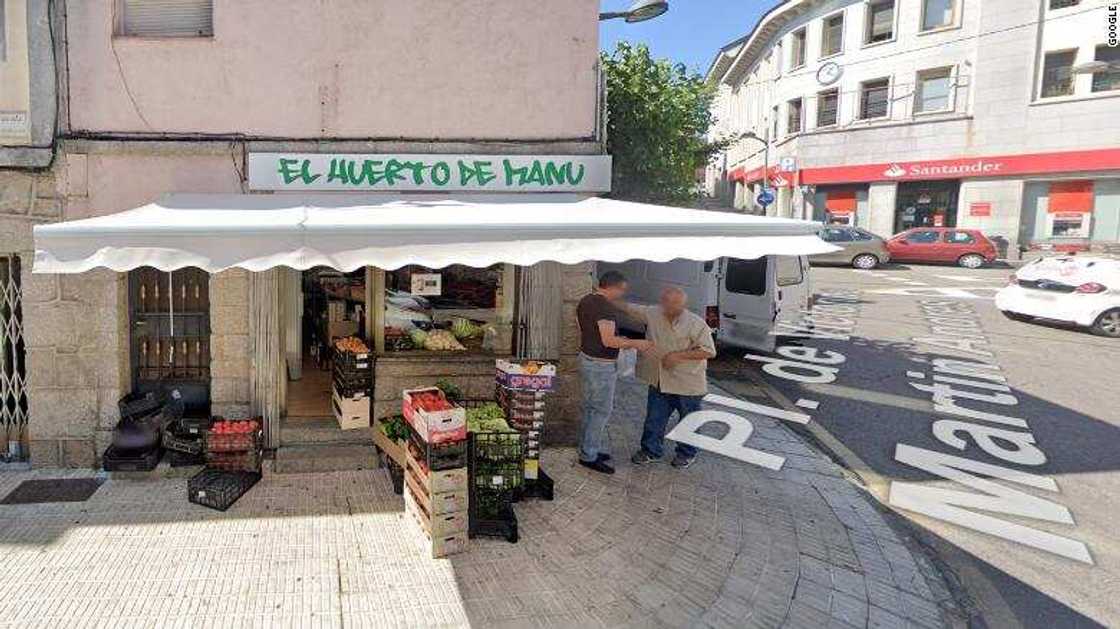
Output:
[33, 193, 835, 274]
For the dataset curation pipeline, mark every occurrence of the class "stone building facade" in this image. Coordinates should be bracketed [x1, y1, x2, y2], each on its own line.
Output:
[706, 0, 1120, 256]
[6, 0, 606, 467]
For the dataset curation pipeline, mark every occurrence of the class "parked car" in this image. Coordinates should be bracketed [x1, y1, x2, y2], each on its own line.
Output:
[810, 226, 891, 269]
[995, 256, 1120, 337]
[886, 228, 998, 268]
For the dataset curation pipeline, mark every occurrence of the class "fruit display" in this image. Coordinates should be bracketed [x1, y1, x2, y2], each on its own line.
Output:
[334, 336, 370, 354]
[423, 329, 466, 351]
[451, 317, 481, 340]
[409, 389, 454, 413]
[210, 419, 260, 434]
[409, 328, 429, 347]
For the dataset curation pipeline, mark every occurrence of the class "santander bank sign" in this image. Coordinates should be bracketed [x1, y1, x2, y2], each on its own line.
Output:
[799, 147, 1120, 185]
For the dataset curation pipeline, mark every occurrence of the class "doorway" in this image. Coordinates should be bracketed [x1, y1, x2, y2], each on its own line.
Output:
[128, 267, 211, 416]
[285, 267, 368, 419]
[895, 180, 960, 232]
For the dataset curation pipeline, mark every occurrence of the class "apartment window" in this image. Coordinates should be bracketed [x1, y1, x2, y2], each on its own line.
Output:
[921, 0, 955, 31]
[859, 78, 890, 119]
[1092, 45, 1120, 93]
[1040, 50, 1076, 98]
[821, 13, 844, 57]
[787, 98, 803, 134]
[791, 28, 807, 68]
[915, 67, 953, 112]
[118, 0, 214, 37]
[865, 1, 895, 44]
[1049, 0, 1079, 8]
[817, 89, 839, 127]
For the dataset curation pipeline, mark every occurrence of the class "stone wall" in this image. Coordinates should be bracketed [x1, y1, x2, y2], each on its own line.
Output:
[552, 262, 595, 446]
[209, 269, 252, 419]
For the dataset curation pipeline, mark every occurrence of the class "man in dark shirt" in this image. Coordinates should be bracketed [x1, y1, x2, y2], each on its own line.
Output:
[576, 270, 653, 474]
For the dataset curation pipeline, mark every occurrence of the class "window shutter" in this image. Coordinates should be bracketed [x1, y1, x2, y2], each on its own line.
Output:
[122, 0, 213, 37]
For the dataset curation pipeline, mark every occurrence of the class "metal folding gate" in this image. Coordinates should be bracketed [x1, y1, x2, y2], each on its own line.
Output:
[0, 255, 27, 457]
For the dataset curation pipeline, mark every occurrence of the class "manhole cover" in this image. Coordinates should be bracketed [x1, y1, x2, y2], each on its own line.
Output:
[1, 478, 104, 505]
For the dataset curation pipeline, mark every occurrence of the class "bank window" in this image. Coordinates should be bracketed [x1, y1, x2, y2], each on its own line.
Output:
[787, 98, 803, 134]
[1092, 45, 1120, 93]
[1040, 50, 1076, 98]
[776, 257, 803, 287]
[920, 0, 955, 31]
[790, 28, 807, 68]
[907, 230, 940, 243]
[944, 231, 975, 244]
[859, 78, 890, 119]
[380, 264, 514, 354]
[117, 0, 214, 37]
[725, 258, 768, 296]
[817, 88, 839, 127]
[915, 67, 953, 113]
[865, 0, 895, 45]
[821, 12, 844, 57]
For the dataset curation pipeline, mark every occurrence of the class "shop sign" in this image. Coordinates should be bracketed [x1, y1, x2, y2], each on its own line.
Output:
[969, 202, 992, 217]
[248, 153, 612, 192]
[799, 148, 1120, 185]
[410, 273, 441, 296]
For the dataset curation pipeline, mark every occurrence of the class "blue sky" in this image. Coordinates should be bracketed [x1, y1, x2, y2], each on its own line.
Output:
[599, 0, 769, 75]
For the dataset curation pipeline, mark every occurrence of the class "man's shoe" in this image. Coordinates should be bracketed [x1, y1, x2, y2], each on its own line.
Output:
[597, 453, 612, 463]
[630, 450, 659, 465]
[579, 458, 616, 475]
[670, 453, 696, 469]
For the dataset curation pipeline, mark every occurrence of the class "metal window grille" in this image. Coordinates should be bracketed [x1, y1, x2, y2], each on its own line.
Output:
[787, 99, 803, 134]
[859, 79, 890, 119]
[1041, 51, 1076, 98]
[1092, 46, 1120, 93]
[120, 0, 213, 37]
[0, 255, 28, 451]
[1048, 0, 1079, 9]
[866, 1, 894, 44]
[817, 89, 839, 127]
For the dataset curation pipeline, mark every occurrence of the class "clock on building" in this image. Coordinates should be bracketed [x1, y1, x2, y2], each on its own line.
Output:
[816, 61, 842, 86]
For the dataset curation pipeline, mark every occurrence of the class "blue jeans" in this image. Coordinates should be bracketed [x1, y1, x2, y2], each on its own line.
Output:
[578, 353, 618, 463]
[640, 387, 700, 458]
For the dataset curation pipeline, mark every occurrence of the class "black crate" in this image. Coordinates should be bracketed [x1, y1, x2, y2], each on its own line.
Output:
[102, 445, 162, 472]
[333, 350, 372, 373]
[177, 415, 213, 436]
[166, 450, 205, 467]
[469, 487, 518, 542]
[332, 365, 371, 390]
[469, 507, 519, 543]
[406, 424, 467, 471]
[206, 449, 263, 473]
[118, 391, 163, 423]
[188, 469, 260, 512]
[162, 431, 203, 455]
[514, 468, 554, 502]
[469, 431, 524, 464]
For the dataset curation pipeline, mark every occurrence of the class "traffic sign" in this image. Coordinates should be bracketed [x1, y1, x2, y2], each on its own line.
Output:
[757, 190, 775, 206]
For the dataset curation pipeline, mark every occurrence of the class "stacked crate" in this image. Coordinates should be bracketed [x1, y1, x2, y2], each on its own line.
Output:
[467, 430, 524, 542]
[494, 359, 555, 494]
[401, 387, 469, 558]
[332, 343, 371, 430]
[203, 419, 263, 473]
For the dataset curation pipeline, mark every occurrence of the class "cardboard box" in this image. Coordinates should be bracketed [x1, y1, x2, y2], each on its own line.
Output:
[332, 386, 370, 430]
[495, 359, 556, 377]
[405, 468, 468, 516]
[402, 387, 466, 444]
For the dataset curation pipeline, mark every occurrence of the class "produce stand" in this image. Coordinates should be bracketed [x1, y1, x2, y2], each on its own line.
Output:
[331, 338, 372, 430]
[187, 418, 263, 511]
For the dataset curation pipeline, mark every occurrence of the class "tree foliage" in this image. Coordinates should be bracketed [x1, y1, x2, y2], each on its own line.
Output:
[602, 42, 729, 204]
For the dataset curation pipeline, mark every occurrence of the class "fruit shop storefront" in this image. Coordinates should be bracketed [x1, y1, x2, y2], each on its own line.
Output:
[31, 159, 832, 471]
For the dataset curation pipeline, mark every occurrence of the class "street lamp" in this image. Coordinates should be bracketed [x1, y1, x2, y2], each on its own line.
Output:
[738, 130, 771, 211]
[599, 0, 669, 22]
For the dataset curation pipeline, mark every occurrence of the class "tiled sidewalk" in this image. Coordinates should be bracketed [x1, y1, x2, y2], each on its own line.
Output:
[0, 380, 956, 628]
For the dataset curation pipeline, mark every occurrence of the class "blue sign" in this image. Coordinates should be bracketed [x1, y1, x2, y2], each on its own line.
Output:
[757, 189, 775, 206]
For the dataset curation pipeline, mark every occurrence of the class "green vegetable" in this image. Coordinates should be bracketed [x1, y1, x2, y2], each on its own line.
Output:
[451, 317, 479, 340]
[381, 415, 410, 442]
[435, 379, 463, 403]
[409, 328, 428, 347]
[466, 403, 518, 433]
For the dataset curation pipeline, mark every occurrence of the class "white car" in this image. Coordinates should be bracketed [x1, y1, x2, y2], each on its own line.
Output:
[996, 256, 1120, 337]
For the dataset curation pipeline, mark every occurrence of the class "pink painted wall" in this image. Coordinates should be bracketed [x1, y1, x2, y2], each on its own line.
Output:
[66, 1, 600, 140]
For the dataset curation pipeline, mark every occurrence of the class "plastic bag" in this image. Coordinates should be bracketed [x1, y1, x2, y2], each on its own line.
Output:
[616, 348, 637, 378]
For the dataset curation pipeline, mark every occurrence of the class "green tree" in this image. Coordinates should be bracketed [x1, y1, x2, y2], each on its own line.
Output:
[602, 42, 729, 204]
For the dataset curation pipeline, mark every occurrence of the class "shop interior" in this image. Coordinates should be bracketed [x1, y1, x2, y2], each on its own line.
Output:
[894, 180, 960, 232]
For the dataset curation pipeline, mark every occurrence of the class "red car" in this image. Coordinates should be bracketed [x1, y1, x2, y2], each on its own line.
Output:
[885, 228, 998, 268]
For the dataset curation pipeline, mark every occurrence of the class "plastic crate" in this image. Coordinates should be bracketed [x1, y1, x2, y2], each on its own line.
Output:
[514, 468, 554, 502]
[469, 431, 524, 463]
[188, 469, 260, 512]
[118, 391, 163, 423]
[102, 445, 162, 472]
[334, 349, 372, 373]
[177, 415, 213, 436]
[406, 424, 467, 471]
[206, 449, 263, 473]
[205, 425, 263, 453]
[468, 498, 519, 543]
[332, 366, 371, 397]
[166, 450, 205, 467]
[162, 431, 203, 455]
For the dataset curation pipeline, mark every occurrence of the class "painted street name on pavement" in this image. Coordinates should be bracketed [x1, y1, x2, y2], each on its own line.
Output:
[889, 299, 1093, 564]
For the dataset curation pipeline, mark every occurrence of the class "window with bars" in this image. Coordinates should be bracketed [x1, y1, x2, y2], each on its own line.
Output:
[787, 98, 803, 134]
[1048, 0, 1079, 8]
[1040, 50, 1076, 98]
[1092, 45, 1120, 93]
[821, 13, 844, 57]
[865, 0, 895, 44]
[117, 0, 214, 37]
[859, 78, 890, 119]
[0, 255, 27, 449]
[817, 89, 839, 127]
[915, 67, 953, 112]
[790, 28, 807, 68]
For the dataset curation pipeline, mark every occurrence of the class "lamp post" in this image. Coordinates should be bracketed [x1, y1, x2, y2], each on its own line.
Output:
[599, 0, 669, 22]
[739, 129, 770, 214]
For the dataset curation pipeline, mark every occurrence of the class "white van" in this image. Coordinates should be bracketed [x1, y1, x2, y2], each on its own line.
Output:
[598, 256, 812, 353]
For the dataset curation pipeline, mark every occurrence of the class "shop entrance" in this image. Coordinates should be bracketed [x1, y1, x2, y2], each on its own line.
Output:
[128, 267, 211, 416]
[895, 180, 960, 232]
[285, 268, 368, 419]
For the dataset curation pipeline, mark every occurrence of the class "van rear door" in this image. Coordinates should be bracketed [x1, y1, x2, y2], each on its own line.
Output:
[717, 257, 777, 352]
